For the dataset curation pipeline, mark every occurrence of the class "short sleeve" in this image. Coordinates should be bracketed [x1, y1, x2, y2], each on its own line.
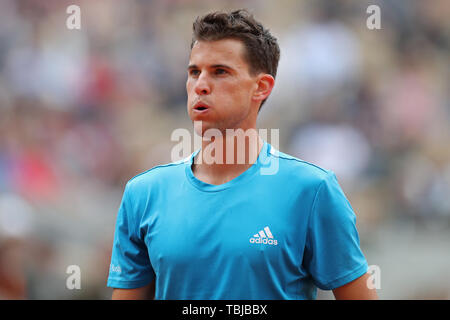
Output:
[303, 171, 368, 290]
[107, 183, 155, 288]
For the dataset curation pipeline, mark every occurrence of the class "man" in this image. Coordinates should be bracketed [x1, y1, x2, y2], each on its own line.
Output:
[107, 9, 378, 300]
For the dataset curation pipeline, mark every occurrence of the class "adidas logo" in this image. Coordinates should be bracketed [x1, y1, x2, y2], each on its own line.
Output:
[249, 226, 278, 245]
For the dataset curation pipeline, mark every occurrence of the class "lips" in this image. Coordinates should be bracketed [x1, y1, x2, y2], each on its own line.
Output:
[193, 102, 211, 113]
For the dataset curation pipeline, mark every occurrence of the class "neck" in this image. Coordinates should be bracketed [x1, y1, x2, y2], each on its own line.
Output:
[192, 130, 264, 185]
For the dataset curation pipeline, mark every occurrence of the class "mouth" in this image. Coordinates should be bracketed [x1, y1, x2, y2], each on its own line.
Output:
[193, 102, 211, 112]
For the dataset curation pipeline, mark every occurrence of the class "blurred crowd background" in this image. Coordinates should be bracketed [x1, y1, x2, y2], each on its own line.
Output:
[0, 0, 449, 299]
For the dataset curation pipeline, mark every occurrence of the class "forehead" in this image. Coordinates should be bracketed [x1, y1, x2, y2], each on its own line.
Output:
[189, 39, 249, 69]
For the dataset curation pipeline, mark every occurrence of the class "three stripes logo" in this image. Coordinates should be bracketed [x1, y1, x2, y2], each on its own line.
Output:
[249, 226, 278, 246]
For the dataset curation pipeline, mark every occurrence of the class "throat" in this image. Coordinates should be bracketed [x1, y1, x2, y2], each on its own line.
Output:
[191, 136, 263, 185]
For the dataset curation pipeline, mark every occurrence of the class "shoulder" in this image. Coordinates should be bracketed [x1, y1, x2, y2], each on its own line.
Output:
[124, 154, 192, 193]
[267, 144, 334, 188]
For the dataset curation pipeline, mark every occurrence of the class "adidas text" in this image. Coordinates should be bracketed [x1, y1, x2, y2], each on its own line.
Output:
[249, 226, 278, 245]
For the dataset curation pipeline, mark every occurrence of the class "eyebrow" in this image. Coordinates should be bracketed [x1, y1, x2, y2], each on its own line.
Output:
[187, 64, 234, 70]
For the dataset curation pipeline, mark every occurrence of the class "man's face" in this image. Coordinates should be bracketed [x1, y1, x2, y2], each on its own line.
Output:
[186, 39, 259, 135]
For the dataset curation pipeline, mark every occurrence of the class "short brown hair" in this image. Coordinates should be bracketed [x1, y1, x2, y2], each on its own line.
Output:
[191, 9, 280, 110]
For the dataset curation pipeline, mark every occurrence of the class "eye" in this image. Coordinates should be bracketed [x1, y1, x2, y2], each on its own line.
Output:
[215, 68, 228, 75]
[189, 69, 200, 76]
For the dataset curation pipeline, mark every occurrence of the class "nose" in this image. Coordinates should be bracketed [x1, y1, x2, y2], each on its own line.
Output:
[194, 72, 211, 95]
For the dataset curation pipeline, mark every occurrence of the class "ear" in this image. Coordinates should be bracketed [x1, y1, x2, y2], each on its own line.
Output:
[252, 74, 275, 103]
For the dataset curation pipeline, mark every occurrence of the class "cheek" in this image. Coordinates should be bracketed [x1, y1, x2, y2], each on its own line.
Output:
[186, 81, 195, 102]
[230, 82, 253, 104]
[222, 81, 247, 99]
[186, 80, 192, 94]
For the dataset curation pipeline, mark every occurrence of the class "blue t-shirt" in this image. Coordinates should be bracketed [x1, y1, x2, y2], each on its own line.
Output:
[107, 140, 368, 299]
